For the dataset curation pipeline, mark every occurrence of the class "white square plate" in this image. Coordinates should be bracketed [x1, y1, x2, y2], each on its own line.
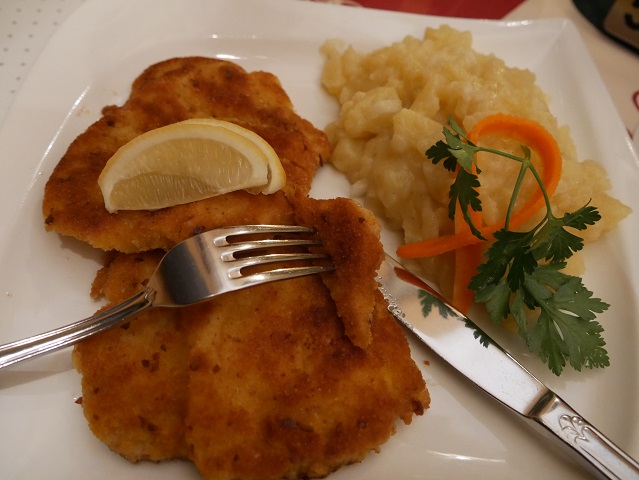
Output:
[0, 0, 637, 478]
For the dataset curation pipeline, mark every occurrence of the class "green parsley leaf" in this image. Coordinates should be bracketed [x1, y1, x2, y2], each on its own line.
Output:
[426, 126, 486, 239]
[427, 116, 610, 375]
[532, 204, 601, 263]
[449, 168, 484, 239]
[473, 280, 510, 324]
[470, 229, 537, 292]
[525, 271, 609, 374]
[426, 140, 459, 172]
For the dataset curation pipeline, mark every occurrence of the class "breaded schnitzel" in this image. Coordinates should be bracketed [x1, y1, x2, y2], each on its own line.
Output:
[75, 196, 429, 479]
[43, 56, 429, 479]
[42, 57, 331, 253]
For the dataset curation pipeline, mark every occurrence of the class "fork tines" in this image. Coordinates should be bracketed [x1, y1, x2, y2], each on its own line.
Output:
[210, 225, 334, 283]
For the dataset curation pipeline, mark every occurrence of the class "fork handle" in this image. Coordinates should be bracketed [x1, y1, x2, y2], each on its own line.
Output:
[0, 288, 154, 369]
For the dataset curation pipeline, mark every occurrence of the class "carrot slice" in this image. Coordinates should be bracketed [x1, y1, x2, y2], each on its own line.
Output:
[397, 114, 563, 259]
[468, 114, 562, 231]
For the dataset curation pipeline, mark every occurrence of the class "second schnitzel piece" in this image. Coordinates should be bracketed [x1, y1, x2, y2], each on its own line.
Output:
[78, 250, 189, 462]
[186, 196, 425, 479]
[42, 57, 331, 253]
[186, 273, 425, 480]
[74, 196, 429, 479]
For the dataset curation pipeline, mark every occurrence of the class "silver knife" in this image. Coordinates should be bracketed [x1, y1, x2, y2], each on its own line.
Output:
[378, 254, 639, 480]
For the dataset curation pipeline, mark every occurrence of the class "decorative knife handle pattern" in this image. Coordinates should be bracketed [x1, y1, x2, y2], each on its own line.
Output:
[533, 393, 639, 479]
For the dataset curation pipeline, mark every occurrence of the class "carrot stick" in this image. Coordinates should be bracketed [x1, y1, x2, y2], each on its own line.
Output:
[397, 229, 478, 259]
[397, 114, 563, 259]
[452, 206, 483, 312]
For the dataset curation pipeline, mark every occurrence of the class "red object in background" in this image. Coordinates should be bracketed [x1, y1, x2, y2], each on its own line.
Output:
[355, 0, 525, 19]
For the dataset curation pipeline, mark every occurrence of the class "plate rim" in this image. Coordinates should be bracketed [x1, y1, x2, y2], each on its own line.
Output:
[0, 0, 637, 479]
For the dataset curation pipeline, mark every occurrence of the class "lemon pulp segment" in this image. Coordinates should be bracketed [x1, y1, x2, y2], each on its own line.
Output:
[98, 120, 285, 213]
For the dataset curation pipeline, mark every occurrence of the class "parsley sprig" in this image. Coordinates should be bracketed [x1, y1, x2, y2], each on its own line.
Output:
[427, 117, 609, 375]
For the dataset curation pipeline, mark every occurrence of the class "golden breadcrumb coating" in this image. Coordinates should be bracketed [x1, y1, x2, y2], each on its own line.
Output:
[75, 195, 429, 479]
[45, 57, 429, 480]
[43, 57, 331, 253]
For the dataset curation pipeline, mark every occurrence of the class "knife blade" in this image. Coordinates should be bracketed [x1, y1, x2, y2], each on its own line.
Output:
[377, 254, 639, 480]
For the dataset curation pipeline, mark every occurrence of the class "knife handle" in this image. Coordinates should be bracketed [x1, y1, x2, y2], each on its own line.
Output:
[531, 391, 639, 479]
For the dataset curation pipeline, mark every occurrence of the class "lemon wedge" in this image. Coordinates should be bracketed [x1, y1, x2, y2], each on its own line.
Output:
[98, 119, 286, 213]
[179, 118, 286, 195]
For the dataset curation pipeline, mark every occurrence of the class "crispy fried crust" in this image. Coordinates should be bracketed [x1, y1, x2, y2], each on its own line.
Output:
[77, 251, 189, 462]
[185, 277, 426, 480]
[75, 197, 429, 479]
[42, 57, 331, 253]
[56, 57, 429, 479]
[294, 193, 384, 349]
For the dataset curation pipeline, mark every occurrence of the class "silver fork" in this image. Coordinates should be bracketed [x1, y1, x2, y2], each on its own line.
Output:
[0, 225, 333, 370]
